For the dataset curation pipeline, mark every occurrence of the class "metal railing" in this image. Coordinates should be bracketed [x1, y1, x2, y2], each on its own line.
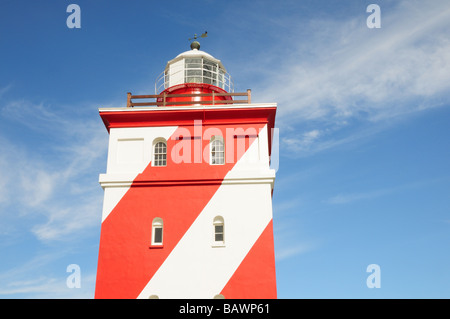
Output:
[126, 89, 251, 107]
[155, 64, 234, 94]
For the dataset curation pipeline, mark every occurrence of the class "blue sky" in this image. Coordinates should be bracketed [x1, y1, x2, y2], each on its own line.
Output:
[0, 0, 449, 298]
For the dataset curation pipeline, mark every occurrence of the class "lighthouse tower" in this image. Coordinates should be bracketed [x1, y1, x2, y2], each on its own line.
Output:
[95, 40, 278, 299]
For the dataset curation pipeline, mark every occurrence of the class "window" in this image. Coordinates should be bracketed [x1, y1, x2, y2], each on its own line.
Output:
[152, 218, 163, 246]
[215, 224, 224, 242]
[218, 69, 225, 89]
[213, 216, 225, 246]
[153, 140, 167, 166]
[210, 136, 224, 165]
[184, 58, 220, 85]
[185, 58, 203, 83]
[203, 59, 217, 85]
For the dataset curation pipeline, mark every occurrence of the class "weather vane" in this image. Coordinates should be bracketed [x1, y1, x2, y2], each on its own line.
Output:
[188, 31, 207, 50]
[189, 31, 208, 42]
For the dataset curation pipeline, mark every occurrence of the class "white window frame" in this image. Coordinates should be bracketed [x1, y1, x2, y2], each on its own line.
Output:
[152, 138, 167, 167]
[151, 217, 163, 246]
[210, 136, 225, 165]
[212, 216, 225, 247]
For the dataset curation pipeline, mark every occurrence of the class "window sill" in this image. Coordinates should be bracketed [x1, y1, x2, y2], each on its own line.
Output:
[149, 245, 164, 249]
[211, 243, 225, 248]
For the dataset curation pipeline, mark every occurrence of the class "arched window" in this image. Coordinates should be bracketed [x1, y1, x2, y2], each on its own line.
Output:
[152, 217, 163, 245]
[153, 140, 167, 166]
[213, 216, 225, 246]
[210, 136, 224, 165]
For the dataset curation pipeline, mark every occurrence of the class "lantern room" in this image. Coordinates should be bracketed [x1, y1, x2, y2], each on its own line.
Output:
[155, 41, 233, 94]
[124, 41, 252, 108]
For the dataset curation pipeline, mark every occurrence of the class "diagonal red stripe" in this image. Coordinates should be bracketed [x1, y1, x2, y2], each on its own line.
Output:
[220, 220, 277, 299]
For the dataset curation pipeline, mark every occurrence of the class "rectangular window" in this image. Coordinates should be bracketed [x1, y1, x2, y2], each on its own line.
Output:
[186, 69, 202, 76]
[153, 227, 163, 244]
[211, 139, 224, 165]
[151, 217, 164, 247]
[185, 58, 202, 65]
[154, 153, 166, 166]
[215, 225, 224, 242]
[154, 142, 167, 166]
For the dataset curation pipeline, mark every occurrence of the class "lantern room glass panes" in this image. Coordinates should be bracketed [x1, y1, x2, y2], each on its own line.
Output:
[156, 54, 234, 93]
[185, 58, 202, 69]
[185, 58, 224, 89]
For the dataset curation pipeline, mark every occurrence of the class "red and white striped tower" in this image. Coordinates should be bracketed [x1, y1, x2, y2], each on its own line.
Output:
[95, 40, 277, 299]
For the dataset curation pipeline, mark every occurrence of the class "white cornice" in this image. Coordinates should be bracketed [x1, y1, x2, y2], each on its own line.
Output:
[98, 103, 277, 113]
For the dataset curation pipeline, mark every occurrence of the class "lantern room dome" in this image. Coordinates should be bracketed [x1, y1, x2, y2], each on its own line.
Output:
[174, 48, 217, 61]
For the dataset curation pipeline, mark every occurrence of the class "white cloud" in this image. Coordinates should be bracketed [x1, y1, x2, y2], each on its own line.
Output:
[0, 84, 12, 99]
[0, 98, 108, 242]
[275, 243, 315, 261]
[0, 252, 96, 298]
[293, 1, 449, 119]
[31, 194, 102, 242]
[1, 99, 69, 132]
[0, 157, 10, 205]
[326, 177, 447, 205]
[19, 169, 59, 208]
[327, 190, 389, 205]
[273, 206, 320, 261]
[282, 129, 321, 153]
[251, 0, 450, 155]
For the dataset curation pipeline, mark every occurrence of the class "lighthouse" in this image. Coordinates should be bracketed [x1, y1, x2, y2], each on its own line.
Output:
[95, 39, 278, 299]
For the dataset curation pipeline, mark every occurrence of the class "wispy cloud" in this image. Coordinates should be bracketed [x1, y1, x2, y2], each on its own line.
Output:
[262, 0, 450, 121]
[273, 201, 320, 261]
[31, 196, 103, 242]
[282, 129, 321, 154]
[0, 84, 12, 99]
[279, 119, 387, 157]
[0, 98, 108, 242]
[0, 252, 96, 298]
[326, 177, 448, 205]
[0, 93, 109, 297]
[327, 188, 394, 205]
[251, 0, 450, 155]
[275, 242, 316, 262]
